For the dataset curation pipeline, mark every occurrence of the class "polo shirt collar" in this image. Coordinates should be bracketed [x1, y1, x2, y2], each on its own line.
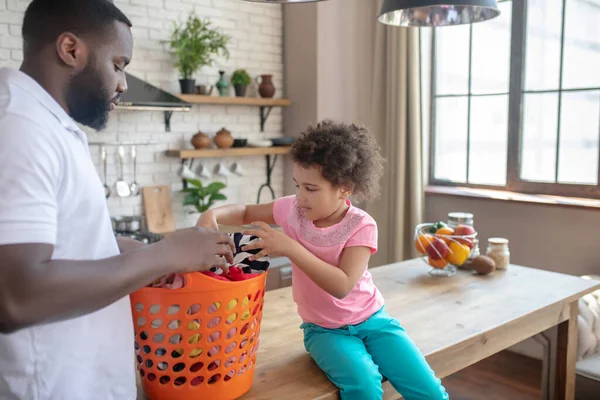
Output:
[1, 68, 88, 142]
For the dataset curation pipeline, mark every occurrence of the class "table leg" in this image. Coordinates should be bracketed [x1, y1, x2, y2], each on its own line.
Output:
[554, 301, 578, 400]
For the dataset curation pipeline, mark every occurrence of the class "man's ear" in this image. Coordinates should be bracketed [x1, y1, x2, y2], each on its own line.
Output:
[56, 32, 88, 71]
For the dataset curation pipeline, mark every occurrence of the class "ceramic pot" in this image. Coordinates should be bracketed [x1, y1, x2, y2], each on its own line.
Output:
[234, 84, 247, 97]
[191, 131, 211, 149]
[195, 85, 213, 95]
[256, 74, 275, 98]
[214, 127, 234, 149]
[179, 79, 195, 94]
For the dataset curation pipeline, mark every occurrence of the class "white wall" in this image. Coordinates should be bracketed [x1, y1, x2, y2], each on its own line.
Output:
[0, 0, 285, 228]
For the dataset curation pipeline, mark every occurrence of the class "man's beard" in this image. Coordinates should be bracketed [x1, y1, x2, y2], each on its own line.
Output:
[66, 64, 113, 131]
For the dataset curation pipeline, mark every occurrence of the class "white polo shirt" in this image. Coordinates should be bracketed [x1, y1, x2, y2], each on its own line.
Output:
[0, 68, 136, 400]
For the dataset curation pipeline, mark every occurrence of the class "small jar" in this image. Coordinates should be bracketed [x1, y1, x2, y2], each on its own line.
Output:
[447, 212, 474, 228]
[447, 212, 479, 258]
[486, 238, 510, 270]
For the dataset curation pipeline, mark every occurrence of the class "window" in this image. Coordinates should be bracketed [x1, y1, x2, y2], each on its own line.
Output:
[430, 0, 600, 198]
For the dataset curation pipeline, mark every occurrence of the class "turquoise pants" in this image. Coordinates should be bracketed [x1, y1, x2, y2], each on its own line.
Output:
[301, 307, 449, 400]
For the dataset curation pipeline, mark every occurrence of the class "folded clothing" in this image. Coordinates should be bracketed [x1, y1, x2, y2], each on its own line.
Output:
[148, 273, 186, 289]
[203, 266, 262, 282]
[218, 232, 269, 274]
[146, 233, 270, 290]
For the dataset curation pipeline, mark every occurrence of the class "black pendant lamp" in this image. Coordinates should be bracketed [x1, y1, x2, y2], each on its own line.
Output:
[378, 0, 500, 27]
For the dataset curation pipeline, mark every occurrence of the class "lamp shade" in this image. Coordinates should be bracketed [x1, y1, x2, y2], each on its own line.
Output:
[378, 0, 500, 27]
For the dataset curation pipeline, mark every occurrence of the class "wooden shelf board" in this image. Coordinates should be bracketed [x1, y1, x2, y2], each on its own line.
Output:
[166, 146, 292, 159]
[179, 95, 291, 107]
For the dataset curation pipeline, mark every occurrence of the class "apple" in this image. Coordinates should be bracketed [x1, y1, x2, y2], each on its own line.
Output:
[454, 225, 476, 247]
[426, 238, 450, 260]
[454, 225, 475, 236]
[459, 238, 475, 249]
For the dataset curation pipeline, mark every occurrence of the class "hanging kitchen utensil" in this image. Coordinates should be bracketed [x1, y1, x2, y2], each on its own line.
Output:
[130, 145, 140, 196]
[142, 186, 176, 234]
[378, 0, 500, 27]
[115, 146, 131, 198]
[101, 146, 111, 199]
[195, 163, 212, 179]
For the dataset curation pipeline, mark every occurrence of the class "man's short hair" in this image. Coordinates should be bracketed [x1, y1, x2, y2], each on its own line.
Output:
[22, 0, 132, 52]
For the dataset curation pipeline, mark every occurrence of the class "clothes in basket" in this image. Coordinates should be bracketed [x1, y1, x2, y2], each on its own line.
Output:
[148, 234, 270, 289]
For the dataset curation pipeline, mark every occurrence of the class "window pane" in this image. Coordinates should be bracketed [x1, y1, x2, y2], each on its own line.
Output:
[524, 0, 562, 91]
[557, 91, 600, 184]
[521, 93, 559, 182]
[471, 1, 512, 95]
[434, 97, 468, 183]
[435, 25, 470, 95]
[562, 0, 600, 89]
[468, 95, 509, 185]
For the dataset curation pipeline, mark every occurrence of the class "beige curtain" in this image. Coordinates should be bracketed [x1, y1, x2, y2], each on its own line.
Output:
[367, 15, 424, 267]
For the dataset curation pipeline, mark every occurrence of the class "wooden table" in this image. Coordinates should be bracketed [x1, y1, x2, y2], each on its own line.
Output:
[243, 259, 600, 400]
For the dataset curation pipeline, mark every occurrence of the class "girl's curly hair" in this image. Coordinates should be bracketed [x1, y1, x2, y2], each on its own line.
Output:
[290, 119, 384, 203]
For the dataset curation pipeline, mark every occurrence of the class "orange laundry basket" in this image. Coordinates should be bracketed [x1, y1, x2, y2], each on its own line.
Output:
[130, 272, 267, 400]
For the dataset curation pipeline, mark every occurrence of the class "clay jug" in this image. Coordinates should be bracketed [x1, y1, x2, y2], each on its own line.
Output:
[214, 127, 234, 149]
[191, 131, 211, 149]
[256, 74, 275, 98]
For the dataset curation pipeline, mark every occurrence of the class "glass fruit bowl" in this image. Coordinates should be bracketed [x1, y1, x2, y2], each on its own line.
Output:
[414, 222, 478, 277]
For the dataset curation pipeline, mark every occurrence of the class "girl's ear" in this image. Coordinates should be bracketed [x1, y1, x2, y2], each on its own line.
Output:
[339, 185, 352, 200]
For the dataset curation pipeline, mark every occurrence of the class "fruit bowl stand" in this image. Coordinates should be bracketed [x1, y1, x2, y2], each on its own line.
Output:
[414, 223, 478, 277]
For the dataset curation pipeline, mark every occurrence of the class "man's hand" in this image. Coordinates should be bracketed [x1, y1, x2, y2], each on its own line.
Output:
[241, 222, 293, 260]
[154, 227, 235, 273]
[196, 210, 219, 230]
[0, 228, 234, 333]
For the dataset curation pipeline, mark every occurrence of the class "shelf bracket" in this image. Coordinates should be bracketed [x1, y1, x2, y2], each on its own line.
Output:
[256, 154, 278, 204]
[164, 111, 174, 132]
[259, 106, 273, 132]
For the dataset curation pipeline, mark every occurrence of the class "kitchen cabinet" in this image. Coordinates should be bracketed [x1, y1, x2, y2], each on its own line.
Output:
[266, 256, 292, 291]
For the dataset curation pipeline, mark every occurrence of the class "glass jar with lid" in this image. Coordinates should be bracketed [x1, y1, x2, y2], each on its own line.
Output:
[486, 238, 510, 270]
[447, 212, 474, 228]
[447, 212, 479, 258]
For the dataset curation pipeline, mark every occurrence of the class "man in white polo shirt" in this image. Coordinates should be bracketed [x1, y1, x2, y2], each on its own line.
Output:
[0, 1, 235, 399]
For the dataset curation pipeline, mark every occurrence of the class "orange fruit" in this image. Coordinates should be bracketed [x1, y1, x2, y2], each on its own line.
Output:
[447, 242, 470, 266]
[435, 227, 454, 236]
[435, 226, 454, 244]
[415, 234, 434, 255]
[428, 256, 448, 269]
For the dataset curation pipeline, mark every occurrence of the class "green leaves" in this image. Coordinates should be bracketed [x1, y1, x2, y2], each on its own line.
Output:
[231, 69, 251, 86]
[183, 194, 200, 206]
[184, 179, 204, 189]
[181, 178, 227, 214]
[206, 182, 226, 194]
[166, 14, 231, 79]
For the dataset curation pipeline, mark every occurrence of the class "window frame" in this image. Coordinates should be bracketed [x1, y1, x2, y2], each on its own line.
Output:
[428, 0, 600, 199]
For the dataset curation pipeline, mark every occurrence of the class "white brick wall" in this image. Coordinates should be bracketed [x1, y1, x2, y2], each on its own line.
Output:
[0, 0, 285, 229]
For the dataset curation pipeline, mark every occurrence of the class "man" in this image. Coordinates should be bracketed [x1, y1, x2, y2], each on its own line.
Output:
[0, 1, 234, 399]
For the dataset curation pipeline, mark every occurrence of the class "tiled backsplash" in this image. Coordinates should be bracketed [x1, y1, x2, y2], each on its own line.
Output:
[0, 0, 285, 229]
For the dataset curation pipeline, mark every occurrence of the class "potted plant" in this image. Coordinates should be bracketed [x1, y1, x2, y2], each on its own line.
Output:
[231, 69, 252, 97]
[165, 13, 230, 94]
[181, 179, 227, 213]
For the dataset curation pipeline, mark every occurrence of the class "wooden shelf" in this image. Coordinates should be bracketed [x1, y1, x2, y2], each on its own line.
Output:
[179, 95, 291, 107]
[166, 146, 292, 159]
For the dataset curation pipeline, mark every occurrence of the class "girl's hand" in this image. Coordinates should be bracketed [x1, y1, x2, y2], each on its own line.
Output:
[242, 222, 292, 260]
[196, 210, 219, 230]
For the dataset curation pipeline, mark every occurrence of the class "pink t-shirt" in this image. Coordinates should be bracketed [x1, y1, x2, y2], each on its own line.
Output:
[273, 195, 385, 329]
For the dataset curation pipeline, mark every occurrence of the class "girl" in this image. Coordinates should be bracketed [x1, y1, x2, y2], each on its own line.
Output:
[197, 120, 449, 400]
